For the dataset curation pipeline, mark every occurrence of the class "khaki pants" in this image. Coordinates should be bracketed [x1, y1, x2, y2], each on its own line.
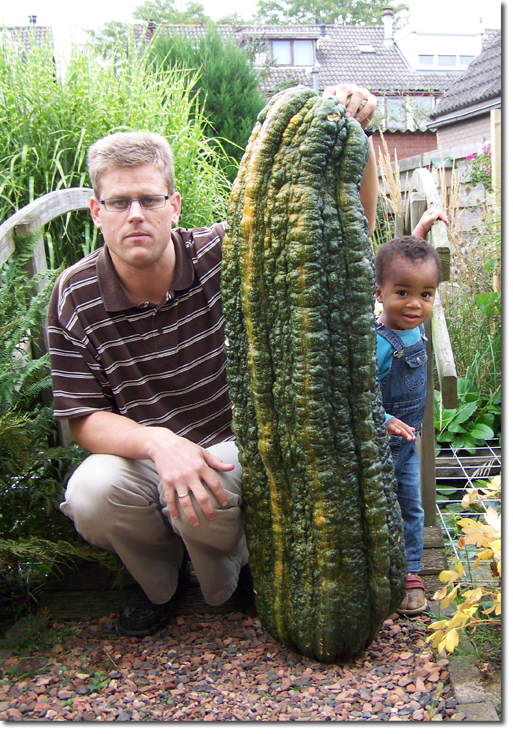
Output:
[60, 440, 247, 606]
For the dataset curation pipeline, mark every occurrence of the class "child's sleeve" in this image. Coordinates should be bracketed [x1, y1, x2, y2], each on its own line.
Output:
[376, 332, 394, 423]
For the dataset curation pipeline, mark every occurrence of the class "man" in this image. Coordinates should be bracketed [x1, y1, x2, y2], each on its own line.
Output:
[48, 84, 378, 637]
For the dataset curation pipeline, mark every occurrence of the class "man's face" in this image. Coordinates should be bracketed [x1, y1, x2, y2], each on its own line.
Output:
[90, 164, 181, 272]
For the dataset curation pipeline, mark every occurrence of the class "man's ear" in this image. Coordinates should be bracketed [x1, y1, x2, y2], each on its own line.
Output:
[170, 192, 181, 225]
[90, 197, 102, 228]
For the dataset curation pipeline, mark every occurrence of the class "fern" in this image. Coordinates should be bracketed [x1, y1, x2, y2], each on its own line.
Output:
[0, 232, 92, 591]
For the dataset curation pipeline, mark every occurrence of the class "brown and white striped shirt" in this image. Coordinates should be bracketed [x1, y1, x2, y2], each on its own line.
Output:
[48, 223, 235, 448]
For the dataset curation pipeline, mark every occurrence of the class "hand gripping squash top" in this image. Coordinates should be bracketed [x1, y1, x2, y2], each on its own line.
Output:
[221, 86, 407, 662]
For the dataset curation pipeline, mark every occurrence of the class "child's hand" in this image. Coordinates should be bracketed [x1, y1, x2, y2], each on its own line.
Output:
[386, 417, 416, 441]
[413, 208, 449, 239]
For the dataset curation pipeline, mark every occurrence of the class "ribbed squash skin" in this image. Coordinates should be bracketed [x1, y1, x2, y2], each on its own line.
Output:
[221, 86, 407, 662]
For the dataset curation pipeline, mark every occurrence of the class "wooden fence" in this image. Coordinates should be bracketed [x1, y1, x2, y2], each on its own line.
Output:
[0, 172, 457, 527]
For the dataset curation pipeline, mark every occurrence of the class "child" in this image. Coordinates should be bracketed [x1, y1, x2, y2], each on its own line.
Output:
[375, 208, 448, 616]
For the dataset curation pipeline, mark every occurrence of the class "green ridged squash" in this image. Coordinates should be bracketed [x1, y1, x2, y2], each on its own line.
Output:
[221, 86, 407, 662]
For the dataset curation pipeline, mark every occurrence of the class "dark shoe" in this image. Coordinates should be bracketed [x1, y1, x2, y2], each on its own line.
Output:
[237, 563, 254, 598]
[118, 594, 174, 637]
[118, 549, 191, 637]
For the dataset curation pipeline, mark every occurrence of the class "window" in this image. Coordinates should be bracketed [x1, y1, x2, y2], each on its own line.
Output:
[375, 95, 435, 130]
[419, 55, 434, 65]
[271, 39, 314, 66]
[438, 55, 457, 66]
[357, 43, 375, 53]
[294, 40, 314, 65]
[386, 97, 406, 130]
[407, 96, 434, 127]
[460, 55, 475, 65]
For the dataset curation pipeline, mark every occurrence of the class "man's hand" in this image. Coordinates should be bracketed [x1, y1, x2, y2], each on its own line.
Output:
[322, 83, 376, 130]
[69, 413, 235, 528]
[148, 430, 234, 527]
[385, 417, 416, 441]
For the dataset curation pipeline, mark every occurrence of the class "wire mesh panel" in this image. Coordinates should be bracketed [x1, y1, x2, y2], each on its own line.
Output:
[436, 439, 501, 584]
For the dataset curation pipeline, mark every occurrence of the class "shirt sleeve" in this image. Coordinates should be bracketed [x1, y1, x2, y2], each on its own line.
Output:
[47, 272, 116, 420]
[376, 332, 394, 423]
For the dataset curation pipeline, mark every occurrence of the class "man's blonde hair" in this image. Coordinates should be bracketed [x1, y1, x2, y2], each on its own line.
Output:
[87, 131, 175, 198]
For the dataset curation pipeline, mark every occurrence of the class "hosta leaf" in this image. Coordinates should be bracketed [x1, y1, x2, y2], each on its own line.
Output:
[469, 423, 494, 440]
[449, 401, 480, 425]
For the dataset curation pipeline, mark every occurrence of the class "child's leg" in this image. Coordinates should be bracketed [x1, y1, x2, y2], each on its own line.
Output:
[395, 447, 424, 573]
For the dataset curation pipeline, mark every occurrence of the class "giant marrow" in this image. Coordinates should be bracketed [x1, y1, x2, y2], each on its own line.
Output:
[221, 86, 407, 662]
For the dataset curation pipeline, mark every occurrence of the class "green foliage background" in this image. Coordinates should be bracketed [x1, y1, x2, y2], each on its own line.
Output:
[147, 23, 268, 181]
[0, 33, 232, 270]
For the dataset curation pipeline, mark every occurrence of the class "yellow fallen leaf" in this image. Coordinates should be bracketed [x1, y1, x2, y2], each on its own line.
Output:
[484, 505, 501, 533]
[439, 569, 460, 584]
[444, 628, 459, 653]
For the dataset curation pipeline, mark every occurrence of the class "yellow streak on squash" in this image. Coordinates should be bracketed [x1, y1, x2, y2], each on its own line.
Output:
[240, 178, 287, 642]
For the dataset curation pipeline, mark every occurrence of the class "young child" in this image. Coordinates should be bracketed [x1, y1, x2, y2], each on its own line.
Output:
[375, 208, 448, 615]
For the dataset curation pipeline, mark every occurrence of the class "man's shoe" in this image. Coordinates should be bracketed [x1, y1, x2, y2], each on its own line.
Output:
[118, 549, 191, 637]
[118, 594, 174, 637]
[237, 563, 254, 598]
[398, 573, 427, 616]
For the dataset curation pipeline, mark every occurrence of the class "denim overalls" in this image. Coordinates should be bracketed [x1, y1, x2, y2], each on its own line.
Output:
[376, 322, 427, 573]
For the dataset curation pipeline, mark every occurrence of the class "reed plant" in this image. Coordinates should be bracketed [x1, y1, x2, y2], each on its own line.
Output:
[0, 32, 232, 269]
[371, 131, 409, 252]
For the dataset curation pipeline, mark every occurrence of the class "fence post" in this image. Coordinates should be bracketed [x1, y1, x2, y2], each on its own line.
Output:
[0, 189, 93, 448]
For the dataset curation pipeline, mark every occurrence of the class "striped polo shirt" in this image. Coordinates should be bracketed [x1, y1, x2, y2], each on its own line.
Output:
[48, 222, 235, 448]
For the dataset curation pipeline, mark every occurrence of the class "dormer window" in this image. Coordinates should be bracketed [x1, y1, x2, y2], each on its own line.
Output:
[419, 55, 434, 65]
[271, 39, 314, 66]
[438, 54, 457, 66]
[357, 43, 376, 53]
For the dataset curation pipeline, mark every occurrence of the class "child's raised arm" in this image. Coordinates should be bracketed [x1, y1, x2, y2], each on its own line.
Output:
[413, 207, 449, 240]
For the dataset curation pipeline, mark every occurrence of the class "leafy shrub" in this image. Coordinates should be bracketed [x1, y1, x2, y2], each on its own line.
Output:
[0, 33, 232, 269]
[0, 235, 117, 604]
[147, 23, 268, 180]
[464, 141, 492, 188]
[434, 378, 501, 453]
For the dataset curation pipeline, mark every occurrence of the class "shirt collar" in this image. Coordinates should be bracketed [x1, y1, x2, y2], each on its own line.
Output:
[97, 231, 195, 312]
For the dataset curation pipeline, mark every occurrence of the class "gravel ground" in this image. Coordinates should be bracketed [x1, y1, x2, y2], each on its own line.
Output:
[0, 609, 465, 722]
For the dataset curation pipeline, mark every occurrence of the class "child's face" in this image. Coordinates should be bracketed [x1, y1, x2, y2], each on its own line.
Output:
[376, 256, 439, 331]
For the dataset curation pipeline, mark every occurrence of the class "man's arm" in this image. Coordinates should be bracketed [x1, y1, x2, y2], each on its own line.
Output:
[360, 143, 377, 235]
[69, 412, 233, 527]
[322, 83, 378, 234]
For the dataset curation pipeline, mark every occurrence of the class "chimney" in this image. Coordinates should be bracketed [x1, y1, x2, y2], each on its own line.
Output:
[28, 15, 37, 24]
[146, 19, 156, 40]
[382, 7, 394, 48]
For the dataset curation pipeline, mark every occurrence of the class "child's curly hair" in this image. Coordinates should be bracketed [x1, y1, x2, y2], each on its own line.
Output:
[375, 236, 442, 286]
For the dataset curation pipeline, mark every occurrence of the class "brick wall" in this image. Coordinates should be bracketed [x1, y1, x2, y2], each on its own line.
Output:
[371, 131, 438, 162]
[435, 115, 491, 152]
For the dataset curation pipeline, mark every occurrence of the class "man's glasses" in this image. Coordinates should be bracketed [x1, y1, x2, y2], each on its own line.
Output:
[100, 195, 170, 212]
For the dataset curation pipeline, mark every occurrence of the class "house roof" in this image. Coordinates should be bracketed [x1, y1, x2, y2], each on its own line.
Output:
[134, 22, 459, 97]
[2, 25, 53, 52]
[429, 29, 501, 120]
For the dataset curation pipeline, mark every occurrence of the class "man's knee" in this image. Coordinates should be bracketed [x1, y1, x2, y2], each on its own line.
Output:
[61, 454, 159, 541]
